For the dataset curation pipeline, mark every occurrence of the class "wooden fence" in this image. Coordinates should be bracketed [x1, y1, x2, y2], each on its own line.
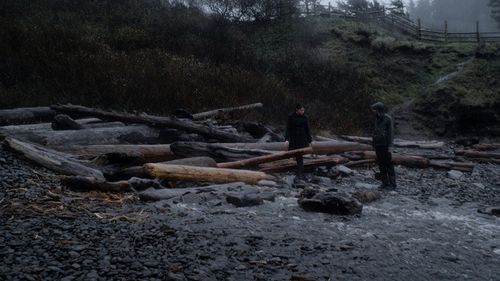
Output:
[297, 4, 500, 43]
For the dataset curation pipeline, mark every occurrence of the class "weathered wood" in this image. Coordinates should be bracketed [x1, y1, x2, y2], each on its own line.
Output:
[455, 150, 500, 159]
[0, 119, 124, 135]
[192, 102, 263, 120]
[361, 151, 430, 168]
[217, 147, 314, 169]
[51, 104, 254, 143]
[0, 125, 160, 146]
[113, 157, 218, 179]
[51, 114, 84, 130]
[344, 159, 376, 167]
[57, 144, 174, 162]
[0, 107, 56, 126]
[259, 155, 348, 173]
[3, 137, 105, 180]
[471, 143, 500, 151]
[339, 135, 445, 149]
[428, 161, 475, 172]
[144, 163, 275, 184]
[170, 142, 272, 162]
[312, 141, 372, 155]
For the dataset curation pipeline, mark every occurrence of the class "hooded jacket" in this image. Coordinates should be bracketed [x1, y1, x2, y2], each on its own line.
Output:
[371, 102, 394, 148]
[285, 112, 312, 150]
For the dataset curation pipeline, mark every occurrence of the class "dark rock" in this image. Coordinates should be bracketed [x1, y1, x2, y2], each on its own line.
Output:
[477, 207, 500, 217]
[298, 191, 363, 215]
[226, 192, 268, 207]
[173, 109, 194, 120]
[51, 114, 83, 130]
[352, 190, 381, 203]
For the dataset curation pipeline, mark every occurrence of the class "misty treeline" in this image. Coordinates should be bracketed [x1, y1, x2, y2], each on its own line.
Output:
[407, 0, 500, 31]
[0, 0, 376, 132]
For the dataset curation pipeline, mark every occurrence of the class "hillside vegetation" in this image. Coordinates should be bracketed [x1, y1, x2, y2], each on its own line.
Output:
[1, 0, 499, 135]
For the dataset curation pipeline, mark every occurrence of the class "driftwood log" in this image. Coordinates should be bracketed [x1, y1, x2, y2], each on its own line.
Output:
[170, 142, 272, 162]
[360, 151, 430, 168]
[217, 147, 314, 169]
[57, 144, 175, 162]
[339, 135, 445, 149]
[3, 137, 105, 180]
[193, 102, 263, 120]
[0, 107, 56, 126]
[259, 156, 348, 173]
[144, 163, 275, 184]
[471, 143, 500, 151]
[0, 125, 161, 146]
[51, 104, 254, 143]
[111, 157, 218, 179]
[455, 150, 500, 160]
[428, 161, 475, 172]
[60, 176, 162, 192]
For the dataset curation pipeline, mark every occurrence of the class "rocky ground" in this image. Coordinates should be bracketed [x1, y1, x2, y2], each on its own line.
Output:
[1, 144, 500, 281]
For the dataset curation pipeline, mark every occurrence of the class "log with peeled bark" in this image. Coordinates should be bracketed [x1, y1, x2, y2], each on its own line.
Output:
[339, 135, 445, 149]
[0, 107, 56, 126]
[455, 150, 500, 160]
[217, 147, 314, 169]
[428, 161, 475, 172]
[192, 102, 263, 120]
[0, 118, 123, 135]
[0, 125, 160, 146]
[259, 155, 348, 173]
[51, 104, 253, 143]
[471, 143, 500, 151]
[170, 142, 272, 162]
[3, 137, 105, 180]
[110, 157, 218, 179]
[360, 151, 430, 168]
[144, 163, 275, 184]
[57, 144, 174, 162]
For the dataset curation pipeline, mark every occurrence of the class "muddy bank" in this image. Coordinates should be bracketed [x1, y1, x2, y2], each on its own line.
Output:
[1, 146, 500, 281]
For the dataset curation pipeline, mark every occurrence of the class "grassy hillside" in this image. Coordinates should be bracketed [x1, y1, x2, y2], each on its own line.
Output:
[1, 0, 499, 135]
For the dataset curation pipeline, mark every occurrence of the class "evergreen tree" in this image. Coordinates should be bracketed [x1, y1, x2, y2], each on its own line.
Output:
[390, 0, 405, 16]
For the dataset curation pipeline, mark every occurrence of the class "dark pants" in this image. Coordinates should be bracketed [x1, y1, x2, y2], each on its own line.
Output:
[375, 146, 396, 187]
[295, 155, 304, 178]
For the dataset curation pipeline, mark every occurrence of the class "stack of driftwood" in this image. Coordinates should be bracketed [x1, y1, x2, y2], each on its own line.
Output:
[1, 104, 498, 193]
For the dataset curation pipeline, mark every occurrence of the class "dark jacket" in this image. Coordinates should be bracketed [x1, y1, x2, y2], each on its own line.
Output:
[371, 102, 394, 148]
[285, 112, 312, 150]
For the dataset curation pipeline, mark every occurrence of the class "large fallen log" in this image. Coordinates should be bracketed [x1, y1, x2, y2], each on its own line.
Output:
[428, 161, 475, 172]
[0, 107, 56, 126]
[0, 118, 122, 134]
[3, 137, 105, 180]
[51, 104, 253, 143]
[57, 144, 175, 162]
[259, 155, 348, 173]
[170, 142, 272, 162]
[455, 150, 500, 160]
[471, 143, 500, 151]
[0, 125, 160, 146]
[144, 163, 275, 184]
[111, 157, 218, 179]
[339, 135, 445, 149]
[217, 147, 314, 169]
[360, 151, 430, 168]
[193, 102, 263, 120]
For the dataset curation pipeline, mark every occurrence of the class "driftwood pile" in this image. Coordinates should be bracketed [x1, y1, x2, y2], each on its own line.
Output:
[1, 104, 497, 194]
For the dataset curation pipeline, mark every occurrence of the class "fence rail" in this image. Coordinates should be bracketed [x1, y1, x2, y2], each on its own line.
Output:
[296, 4, 500, 44]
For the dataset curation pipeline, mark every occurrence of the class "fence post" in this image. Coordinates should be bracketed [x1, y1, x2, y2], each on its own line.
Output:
[305, 0, 309, 15]
[328, 2, 331, 13]
[476, 21, 480, 43]
[418, 18, 422, 40]
[391, 13, 395, 25]
[444, 20, 448, 42]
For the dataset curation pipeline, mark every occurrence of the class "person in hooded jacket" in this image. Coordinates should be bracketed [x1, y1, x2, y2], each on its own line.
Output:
[285, 104, 312, 179]
[371, 102, 397, 189]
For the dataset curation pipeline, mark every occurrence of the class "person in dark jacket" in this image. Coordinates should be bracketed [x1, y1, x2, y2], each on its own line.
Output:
[285, 104, 312, 179]
[371, 102, 396, 189]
